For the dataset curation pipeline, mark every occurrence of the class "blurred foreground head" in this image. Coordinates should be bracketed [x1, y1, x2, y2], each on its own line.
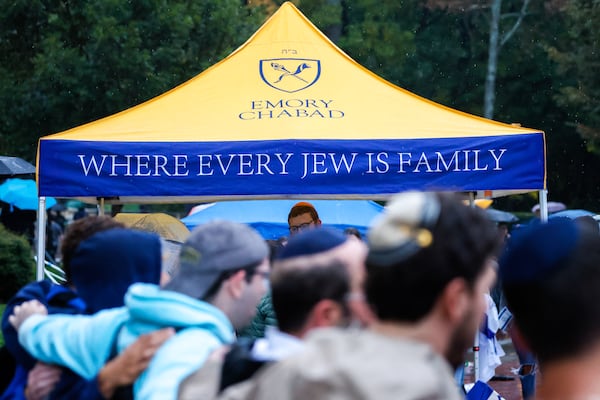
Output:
[60, 215, 125, 284]
[366, 191, 501, 367]
[366, 191, 500, 320]
[70, 227, 162, 313]
[500, 218, 600, 364]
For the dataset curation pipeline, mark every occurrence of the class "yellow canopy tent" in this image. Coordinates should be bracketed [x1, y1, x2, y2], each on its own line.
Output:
[36, 2, 545, 205]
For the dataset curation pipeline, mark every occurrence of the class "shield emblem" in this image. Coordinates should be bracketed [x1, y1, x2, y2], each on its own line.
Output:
[260, 58, 321, 93]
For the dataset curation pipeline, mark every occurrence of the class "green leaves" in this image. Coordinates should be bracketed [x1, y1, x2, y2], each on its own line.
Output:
[0, 0, 265, 156]
[0, 224, 34, 302]
[547, 0, 600, 154]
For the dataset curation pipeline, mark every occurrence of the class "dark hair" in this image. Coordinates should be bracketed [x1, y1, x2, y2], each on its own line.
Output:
[266, 239, 285, 263]
[503, 224, 600, 364]
[271, 261, 349, 333]
[201, 262, 262, 302]
[343, 227, 362, 239]
[366, 192, 501, 321]
[288, 203, 319, 224]
[575, 215, 599, 234]
[60, 215, 125, 284]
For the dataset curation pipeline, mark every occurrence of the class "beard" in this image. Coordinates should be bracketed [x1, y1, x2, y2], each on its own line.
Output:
[446, 305, 479, 369]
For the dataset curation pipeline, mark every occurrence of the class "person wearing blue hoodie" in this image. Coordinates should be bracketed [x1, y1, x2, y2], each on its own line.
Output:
[1, 216, 168, 400]
[10, 220, 270, 400]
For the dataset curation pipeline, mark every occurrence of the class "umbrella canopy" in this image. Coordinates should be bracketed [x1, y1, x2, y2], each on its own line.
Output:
[0, 178, 56, 210]
[485, 208, 519, 223]
[531, 201, 566, 214]
[113, 212, 190, 243]
[181, 199, 384, 240]
[0, 156, 36, 177]
[463, 199, 494, 209]
[548, 209, 595, 220]
[474, 199, 493, 209]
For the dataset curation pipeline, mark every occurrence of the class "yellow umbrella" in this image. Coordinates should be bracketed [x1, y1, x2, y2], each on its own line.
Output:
[474, 199, 493, 209]
[462, 198, 493, 209]
[113, 213, 190, 243]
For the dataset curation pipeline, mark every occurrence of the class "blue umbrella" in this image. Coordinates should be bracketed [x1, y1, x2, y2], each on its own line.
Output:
[181, 199, 384, 240]
[548, 209, 595, 220]
[0, 178, 56, 211]
[485, 208, 519, 223]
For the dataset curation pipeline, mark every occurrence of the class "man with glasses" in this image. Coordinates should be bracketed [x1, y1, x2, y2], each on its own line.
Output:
[10, 220, 270, 400]
[287, 201, 321, 235]
[240, 202, 322, 340]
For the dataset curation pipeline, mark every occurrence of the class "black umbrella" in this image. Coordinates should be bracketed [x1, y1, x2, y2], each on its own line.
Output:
[486, 208, 519, 223]
[0, 156, 36, 177]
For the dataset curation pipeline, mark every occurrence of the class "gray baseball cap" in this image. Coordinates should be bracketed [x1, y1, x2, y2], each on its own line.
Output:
[164, 220, 269, 299]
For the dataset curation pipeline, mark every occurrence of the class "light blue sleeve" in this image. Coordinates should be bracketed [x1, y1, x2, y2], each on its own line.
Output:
[135, 328, 224, 400]
[18, 308, 129, 379]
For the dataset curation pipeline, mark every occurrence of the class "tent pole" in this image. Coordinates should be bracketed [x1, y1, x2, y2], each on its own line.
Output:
[539, 189, 549, 222]
[467, 191, 480, 382]
[98, 198, 105, 216]
[36, 197, 47, 281]
[468, 191, 475, 207]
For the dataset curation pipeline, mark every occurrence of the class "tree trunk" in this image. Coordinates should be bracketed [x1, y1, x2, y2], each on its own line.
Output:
[324, 0, 343, 42]
[484, 0, 501, 119]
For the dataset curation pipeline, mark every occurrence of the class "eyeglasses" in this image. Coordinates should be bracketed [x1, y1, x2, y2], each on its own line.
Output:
[289, 222, 314, 233]
[204, 266, 269, 300]
[253, 270, 270, 280]
[252, 270, 271, 289]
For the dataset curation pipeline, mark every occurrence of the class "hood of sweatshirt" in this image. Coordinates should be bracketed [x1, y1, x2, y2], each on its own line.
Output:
[120, 283, 235, 348]
[69, 228, 162, 313]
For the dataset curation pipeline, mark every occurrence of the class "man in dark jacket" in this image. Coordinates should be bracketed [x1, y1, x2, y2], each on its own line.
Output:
[1, 216, 172, 400]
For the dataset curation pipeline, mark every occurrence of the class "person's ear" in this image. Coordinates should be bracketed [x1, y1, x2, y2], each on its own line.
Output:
[311, 299, 344, 328]
[346, 294, 377, 327]
[316, 218, 322, 226]
[224, 270, 247, 299]
[440, 277, 469, 323]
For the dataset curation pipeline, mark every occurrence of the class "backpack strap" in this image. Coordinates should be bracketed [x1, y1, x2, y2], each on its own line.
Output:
[219, 338, 268, 392]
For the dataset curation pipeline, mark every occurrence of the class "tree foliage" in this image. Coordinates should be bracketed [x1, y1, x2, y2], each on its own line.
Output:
[337, 0, 419, 83]
[0, 223, 34, 302]
[547, 0, 600, 154]
[0, 0, 265, 158]
[327, 0, 600, 210]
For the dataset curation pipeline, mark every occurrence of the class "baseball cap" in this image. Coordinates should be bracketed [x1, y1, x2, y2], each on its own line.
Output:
[164, 220, 269, 299]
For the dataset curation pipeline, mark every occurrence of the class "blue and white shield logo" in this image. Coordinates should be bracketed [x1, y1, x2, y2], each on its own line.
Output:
[259, 58, 321, 93]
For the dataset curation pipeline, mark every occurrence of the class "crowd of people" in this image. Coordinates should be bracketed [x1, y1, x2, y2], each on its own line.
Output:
[1, 192, 599, 400]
